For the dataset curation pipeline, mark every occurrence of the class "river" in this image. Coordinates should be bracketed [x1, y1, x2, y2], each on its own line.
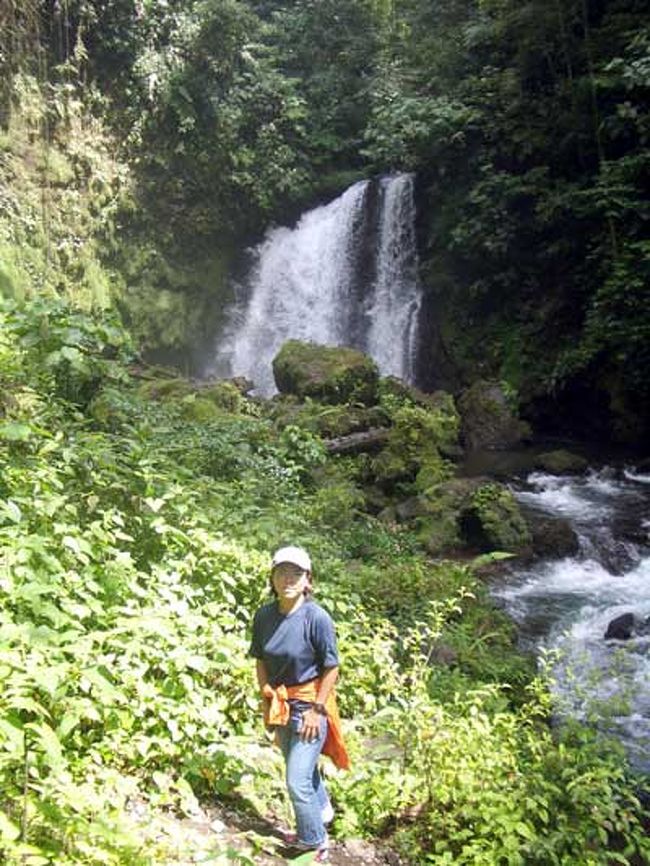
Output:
[491, 462, 650, 774]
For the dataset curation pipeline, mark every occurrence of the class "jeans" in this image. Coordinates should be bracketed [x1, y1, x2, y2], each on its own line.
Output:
[275, 708, 331, 847]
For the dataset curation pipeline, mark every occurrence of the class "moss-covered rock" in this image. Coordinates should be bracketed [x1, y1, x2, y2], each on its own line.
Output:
[268, 397, 389, 438]
[411, 478, 530, 555]
[138, 375, 245, 416]
[458, 380, 531, 451]
[370, 403, 456, 493]
[138, 376, 193, 402]
[371, 448, 411, 490]
[461, 483, 531, 552]
[534, 449, 588, 475]
[180, 396, 222, 423]
[272, 340, 379, 405]
[88, 387, 134, 429]
[413, 478, 480, 554]
[201, 381, 243, 414]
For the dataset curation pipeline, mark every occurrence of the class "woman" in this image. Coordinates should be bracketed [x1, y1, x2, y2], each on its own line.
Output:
[249, 545, 349, 862]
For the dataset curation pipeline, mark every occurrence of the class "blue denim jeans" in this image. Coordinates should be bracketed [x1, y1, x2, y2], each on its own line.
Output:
[275, 707, 331, 847]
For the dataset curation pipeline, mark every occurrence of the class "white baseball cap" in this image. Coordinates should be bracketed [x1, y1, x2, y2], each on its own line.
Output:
[271, 545, 312, 573]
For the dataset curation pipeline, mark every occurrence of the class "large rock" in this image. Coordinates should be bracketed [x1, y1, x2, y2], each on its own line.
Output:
[458, 380, 531, 451]
[414, 478, 531, 555]
[534, 449, 588, 475]
[604, 613, 636, 640]
[272, 340, 379, 405]
[370, 397, 459, 493]
[269, 398, 389, 438]
[459, 482, 532, 553]
[521, 507, 580, 559]
[604, 613, 650, 640]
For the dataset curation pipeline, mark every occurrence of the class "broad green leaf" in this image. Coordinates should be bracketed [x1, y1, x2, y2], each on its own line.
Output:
[0, 499, 22, 522]
[0, 422, 32, 442]
[0, 809, 20, 841]
[27, 721, 65, 769]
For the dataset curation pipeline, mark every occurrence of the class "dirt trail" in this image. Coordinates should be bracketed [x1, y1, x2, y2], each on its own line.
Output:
[132, 798, 405, 865]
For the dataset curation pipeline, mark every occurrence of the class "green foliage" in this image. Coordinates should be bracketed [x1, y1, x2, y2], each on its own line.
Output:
[0, 297, 648, 865]
[0, 74, 128, 311]
[372, 403, 456, 493]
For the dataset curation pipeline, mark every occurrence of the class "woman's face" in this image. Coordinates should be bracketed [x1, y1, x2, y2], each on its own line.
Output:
[272, 562, 310, 603]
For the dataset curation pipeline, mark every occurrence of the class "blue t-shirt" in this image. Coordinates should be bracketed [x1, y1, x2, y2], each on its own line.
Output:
[249, 598, 339, 688]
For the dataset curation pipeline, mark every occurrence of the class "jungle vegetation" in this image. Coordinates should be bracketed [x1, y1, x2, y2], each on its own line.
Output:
[0, 1, 649, 864]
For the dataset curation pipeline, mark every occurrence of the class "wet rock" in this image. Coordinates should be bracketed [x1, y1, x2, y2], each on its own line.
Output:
[521, 508, 580, 559]
[534, 449, 588, 475]
[272, 340, 379, 405]
[604, 612, 636, 640]
[458, 380, 531, 451]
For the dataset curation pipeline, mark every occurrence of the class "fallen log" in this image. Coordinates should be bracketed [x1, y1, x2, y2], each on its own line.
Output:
[324, 427, 390, 455]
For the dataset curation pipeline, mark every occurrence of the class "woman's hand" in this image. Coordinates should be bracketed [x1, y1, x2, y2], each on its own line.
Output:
[299, 708, 323, 742]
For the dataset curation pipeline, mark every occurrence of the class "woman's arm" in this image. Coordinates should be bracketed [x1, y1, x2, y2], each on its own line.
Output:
[256, 659, 273, 728]
[256, 659, 269, 691]
[300, 665, 339, 742]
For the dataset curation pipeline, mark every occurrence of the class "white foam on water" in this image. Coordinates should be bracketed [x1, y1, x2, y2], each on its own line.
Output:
[500, 468, 650, 770]
[584, 467, 624, 497]
[624, 469, 650, 485]
[517, 473, 610, 520]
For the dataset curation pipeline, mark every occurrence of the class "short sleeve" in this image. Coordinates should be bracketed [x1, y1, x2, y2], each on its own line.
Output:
[249, 608, 264, 659]
[310, 607, 339, 670]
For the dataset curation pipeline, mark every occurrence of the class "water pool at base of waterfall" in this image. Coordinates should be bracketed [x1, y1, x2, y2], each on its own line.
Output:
[493, 467, 650, 774]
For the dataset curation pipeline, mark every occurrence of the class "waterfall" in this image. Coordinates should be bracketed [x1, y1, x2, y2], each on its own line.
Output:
[367, 174, 421, 385]
[209, 174, 421, 395]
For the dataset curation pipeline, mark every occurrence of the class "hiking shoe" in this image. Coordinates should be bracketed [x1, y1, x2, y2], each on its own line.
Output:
[283, 832, 329, 861]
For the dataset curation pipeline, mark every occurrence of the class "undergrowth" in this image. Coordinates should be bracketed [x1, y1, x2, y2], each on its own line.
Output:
[0, 298, 648, 865]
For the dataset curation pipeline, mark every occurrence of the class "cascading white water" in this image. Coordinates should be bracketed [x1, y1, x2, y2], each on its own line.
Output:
[494, 468, 650, 771]
[210, 174, 421, 394]
[366, 174, 421, 384]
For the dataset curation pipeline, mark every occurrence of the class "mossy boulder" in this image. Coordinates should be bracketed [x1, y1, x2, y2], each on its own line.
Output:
[370, 403, 457, 492]
[200, 381, 243, 413]
[371, 449, 411, 490]
[461, 483, 531, 553]
[413, 478, 480, 554]
[268, 397, 389, 438]
[138, 376, 192, 402]
[180, 396, 222, 423]
[458, 380, 531, 451]
[138, 376, 244, 416]
[88, 387, 133, 429]
[272, 340, 379, 405]
[379, 378, 461, 454]
[413, 478, 530, 555]
[533, 449, 588, 475]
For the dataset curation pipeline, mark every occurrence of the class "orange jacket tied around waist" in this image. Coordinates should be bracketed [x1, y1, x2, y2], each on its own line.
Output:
[262, 680, 350, 770]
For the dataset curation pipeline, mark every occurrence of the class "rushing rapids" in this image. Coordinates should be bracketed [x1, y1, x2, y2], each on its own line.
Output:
[209, 174, 421, 394]
[495, 467, 650, 772]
